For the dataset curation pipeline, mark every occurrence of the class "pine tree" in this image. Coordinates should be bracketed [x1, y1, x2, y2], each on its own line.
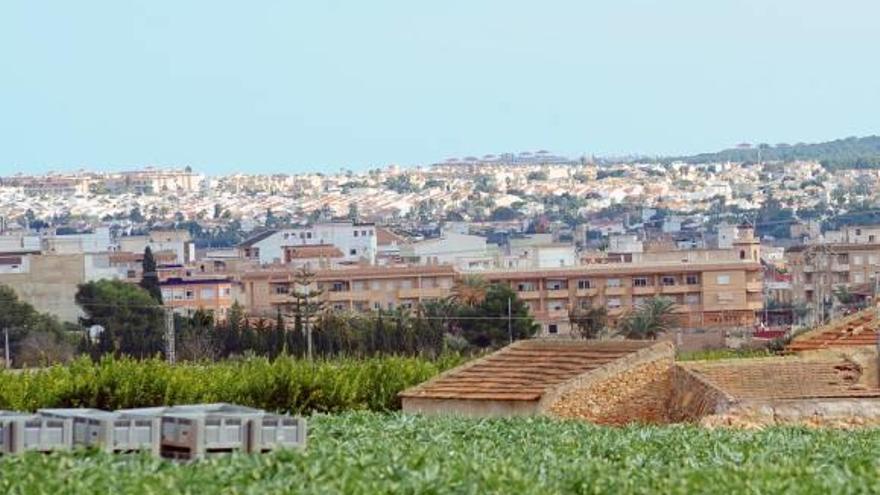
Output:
[140, 247, 163, 303]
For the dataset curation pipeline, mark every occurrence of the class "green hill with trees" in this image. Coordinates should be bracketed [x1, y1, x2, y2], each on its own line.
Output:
[663, 135, 880, 170]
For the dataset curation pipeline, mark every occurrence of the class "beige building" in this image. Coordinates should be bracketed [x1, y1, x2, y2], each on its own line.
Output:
[0, 253, 126, 322]
[787, 242, 880, 317]
[240, 265, 455, 316]
[482, 258, 762, 335]
[236, 248, 762, 336]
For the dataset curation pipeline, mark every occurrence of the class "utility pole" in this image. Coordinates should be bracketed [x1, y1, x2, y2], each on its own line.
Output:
[164, 307, 176, 364]
[507, 297, 513, 344]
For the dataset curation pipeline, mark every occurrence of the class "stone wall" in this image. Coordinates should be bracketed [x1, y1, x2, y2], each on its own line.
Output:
[702, 398, 880, 428]
[667, 366, 733, 422]
[543, 343, 676, 424]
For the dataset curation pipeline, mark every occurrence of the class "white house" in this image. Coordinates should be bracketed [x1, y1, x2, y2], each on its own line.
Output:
[239, 222, 377, 265]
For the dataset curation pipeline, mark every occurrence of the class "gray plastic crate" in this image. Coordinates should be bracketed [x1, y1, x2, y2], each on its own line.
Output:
[39, 408, 161, 455]
[0, 412, 73, 454]
[247, 414, 307, 453]
[159, 413, 252, 460]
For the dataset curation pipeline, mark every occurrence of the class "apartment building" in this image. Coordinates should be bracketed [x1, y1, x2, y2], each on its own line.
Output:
[238, 222, 377, 265]
[160, 277, 234, 319]
[239, 265, 455, 316]
[232, 225, 763, 335]
[787, 243, 880, 307]
[482, 258, 762, 335]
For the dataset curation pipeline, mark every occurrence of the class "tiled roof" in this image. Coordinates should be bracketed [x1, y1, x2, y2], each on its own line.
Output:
[399, 340, 656, 402]
[683, 358, 880, 400]
[786, 309, 878, 352]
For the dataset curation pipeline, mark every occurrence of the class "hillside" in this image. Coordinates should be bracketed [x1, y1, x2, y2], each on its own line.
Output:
[666, 135, 880, 170]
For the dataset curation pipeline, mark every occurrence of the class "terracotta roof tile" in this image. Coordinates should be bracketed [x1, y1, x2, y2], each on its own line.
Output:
[400, 339, 656, 402]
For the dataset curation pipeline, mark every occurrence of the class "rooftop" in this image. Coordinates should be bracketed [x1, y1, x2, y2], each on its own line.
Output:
[399, 339, 657, 402]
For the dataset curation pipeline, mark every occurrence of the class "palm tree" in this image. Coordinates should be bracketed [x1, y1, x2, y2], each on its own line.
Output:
[618, 297, 677, 340]
[450, 275, 489, 307]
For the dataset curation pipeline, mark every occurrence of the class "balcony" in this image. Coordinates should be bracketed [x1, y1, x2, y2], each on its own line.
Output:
[604, 286, 626, 296]
[746, 281, 763, 292]
[632, 286, 657, 296]
[397, 287, 449, 299]
[575, 288, 598, 297]
[831, 263, 850, 272]
[517, 290, 541, 300]
[660, 284, 691, 294]
[545, 289, 570, 299]
[747, 300, 764, 311]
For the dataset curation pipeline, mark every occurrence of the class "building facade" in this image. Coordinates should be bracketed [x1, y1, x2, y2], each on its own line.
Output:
[239, 222, 377, 265]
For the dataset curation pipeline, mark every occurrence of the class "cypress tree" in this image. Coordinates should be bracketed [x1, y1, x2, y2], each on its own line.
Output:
[140, 247, 163, 303]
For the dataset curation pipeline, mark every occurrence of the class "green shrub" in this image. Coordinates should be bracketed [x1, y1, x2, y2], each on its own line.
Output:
[0, 354, 465, 413]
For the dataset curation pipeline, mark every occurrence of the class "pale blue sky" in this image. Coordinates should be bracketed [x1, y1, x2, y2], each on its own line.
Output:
[1, 1, 879, 174]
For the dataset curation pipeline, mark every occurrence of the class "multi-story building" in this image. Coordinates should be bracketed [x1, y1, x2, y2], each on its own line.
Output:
[239, 265, 456, 316]
[787, 242, 880, 319]
[482, 257, 762, 335]
[160, 277, 234, 319]
[238, 222, 378, 265]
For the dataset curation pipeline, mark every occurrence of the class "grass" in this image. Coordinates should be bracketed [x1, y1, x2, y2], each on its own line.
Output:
[3, 412, 880, 494]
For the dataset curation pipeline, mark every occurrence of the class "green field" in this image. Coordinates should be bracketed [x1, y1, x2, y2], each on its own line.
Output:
[3, 412, 880, 494]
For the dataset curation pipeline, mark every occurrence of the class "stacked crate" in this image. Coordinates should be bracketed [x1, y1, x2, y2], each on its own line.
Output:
[38, 408, 162, 455]
[0, 404, 306, 459]
[0, 411, 73, 454]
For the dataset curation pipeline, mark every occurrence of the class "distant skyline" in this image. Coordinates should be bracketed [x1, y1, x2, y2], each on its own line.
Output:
[2, 0, 879, 175]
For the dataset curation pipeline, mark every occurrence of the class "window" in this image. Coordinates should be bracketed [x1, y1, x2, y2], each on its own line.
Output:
[607, 298, 621, 308]
[853, 255, 863, 265]
[870, 255, 880, 265]
[633, 277, 648, 287]
[717, 292, 734, 302]
[373, 302, 381, 310]
[857, 228, 862, 236]
[221, 287, 231, 296]
[854, 272, 865, 283]
[871, 235, 877, 243]
[184, 289, 193, 300]
[661, 276, 676, 286]
[299, 232, 305, 239]
[606, 278, 621, 288]
[362, 230, 367, 236]
[577, 279, 592, 289]
[275, 286, 289, 294]
[716, 275, 730, 285]
[739, 250, 746, 260]
[306, 232, 312, 239]
[200, 288, 215, 299]
[127, 270, 136, 278]
[350, 249, 357, 255]
[354, 230, 359, 237]
[547, 280, 565, 290]
[548, 324, 558, 334]
[684, 293, 700, 305]
[331, 282, 346, 292]
[686, 274, 699, 285]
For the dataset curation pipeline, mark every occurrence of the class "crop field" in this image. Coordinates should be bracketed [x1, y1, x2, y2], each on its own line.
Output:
[3, 412, 880, 494]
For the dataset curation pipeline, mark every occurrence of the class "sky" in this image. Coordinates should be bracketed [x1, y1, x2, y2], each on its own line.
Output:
[1, 0, 879, 175]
